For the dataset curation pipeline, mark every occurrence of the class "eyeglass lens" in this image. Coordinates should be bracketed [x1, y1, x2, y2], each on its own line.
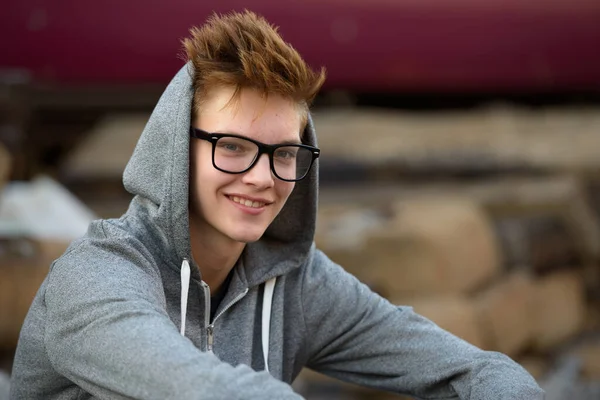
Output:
[214, 136, 313, 180]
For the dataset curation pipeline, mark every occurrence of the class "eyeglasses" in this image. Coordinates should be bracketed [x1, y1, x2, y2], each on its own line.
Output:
[190, 127, 320, 182]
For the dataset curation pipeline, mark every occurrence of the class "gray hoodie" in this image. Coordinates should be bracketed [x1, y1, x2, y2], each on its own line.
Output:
[10, 64, 544, 400]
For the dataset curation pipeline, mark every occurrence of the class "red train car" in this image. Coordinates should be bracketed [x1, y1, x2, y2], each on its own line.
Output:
[2, 0, 600, 93]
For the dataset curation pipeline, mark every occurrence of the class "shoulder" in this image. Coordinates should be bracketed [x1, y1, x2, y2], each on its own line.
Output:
[47, 216, 164, 297]
[303, 245, 362, 283]
[294, 244, 373, 303]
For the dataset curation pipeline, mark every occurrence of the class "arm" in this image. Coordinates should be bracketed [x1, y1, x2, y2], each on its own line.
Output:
[44, 237, 302, 400]
[302, 249, 544, 400]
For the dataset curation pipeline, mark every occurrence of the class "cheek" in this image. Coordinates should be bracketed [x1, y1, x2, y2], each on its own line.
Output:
[195, 163, 222, 200]
[190, 146, 217, 201]
[277, 182, 296, 203]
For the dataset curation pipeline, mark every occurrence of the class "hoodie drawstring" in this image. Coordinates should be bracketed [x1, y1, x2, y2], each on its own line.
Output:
[179, 258, 276, 373]
[262, 277, 276, 373]
[180, 259, 191, 336]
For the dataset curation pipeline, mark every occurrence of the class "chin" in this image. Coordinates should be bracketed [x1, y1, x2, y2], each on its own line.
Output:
[227, 228, 267, 244]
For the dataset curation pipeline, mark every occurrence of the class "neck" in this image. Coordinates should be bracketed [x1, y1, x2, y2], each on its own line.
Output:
[189, 212, 245, 294]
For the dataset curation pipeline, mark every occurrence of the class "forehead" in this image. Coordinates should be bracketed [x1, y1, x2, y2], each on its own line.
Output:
[194, 87, 302, 144]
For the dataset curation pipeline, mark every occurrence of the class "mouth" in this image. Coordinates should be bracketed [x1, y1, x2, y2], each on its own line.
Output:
[227, 195, 269, 209]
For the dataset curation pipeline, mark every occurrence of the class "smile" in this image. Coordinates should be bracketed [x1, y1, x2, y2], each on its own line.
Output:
[228, 195, 267, 209]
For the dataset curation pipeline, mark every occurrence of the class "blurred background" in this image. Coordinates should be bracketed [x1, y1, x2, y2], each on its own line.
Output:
[1, 1, 600, 398]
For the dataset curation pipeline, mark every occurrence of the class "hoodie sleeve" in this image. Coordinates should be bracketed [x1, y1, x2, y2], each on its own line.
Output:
[43, 233, 303, 400]
[302, 249, 544, 400]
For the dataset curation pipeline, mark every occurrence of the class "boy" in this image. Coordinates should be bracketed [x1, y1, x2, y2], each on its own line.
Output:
[11, 10, 544, 399]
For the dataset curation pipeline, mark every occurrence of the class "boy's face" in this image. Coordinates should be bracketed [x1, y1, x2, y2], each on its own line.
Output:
[189, 86, 300, 244]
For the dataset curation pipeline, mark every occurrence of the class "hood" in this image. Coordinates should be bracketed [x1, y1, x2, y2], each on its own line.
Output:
[122, 63, 319, 286]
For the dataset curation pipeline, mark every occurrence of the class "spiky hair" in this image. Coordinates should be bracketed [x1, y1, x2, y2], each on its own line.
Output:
[182, 10, 326, 124]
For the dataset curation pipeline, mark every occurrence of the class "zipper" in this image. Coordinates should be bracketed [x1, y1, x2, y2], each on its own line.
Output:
[205, 288, 249, 353]
[207, 324, 214, 352]
[213, 288, 249, 323]
[200, 281, 211, 352]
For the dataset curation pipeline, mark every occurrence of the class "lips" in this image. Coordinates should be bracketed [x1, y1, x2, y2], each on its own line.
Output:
[227, 195, 272, 209]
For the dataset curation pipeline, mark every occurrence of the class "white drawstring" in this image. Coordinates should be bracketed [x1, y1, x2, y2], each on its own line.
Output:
[262, 277, 276, 373]
[180, 259, 191, 336]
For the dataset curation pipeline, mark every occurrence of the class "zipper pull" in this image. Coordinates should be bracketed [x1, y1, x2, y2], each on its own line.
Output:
[207, 324, 214, 353]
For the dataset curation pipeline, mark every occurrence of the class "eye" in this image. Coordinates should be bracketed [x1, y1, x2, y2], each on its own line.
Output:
[222, 143, 240, 152]
[274, 148, 298, 160]
[216, 137, 251, 153]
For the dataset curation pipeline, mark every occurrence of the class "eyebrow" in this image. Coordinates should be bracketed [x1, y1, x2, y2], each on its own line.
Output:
[278, 139, 303, 145]
[217, 131, 302, 146]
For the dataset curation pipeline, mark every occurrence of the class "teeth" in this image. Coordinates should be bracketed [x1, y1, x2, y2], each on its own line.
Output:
[230, 196, 265, 208]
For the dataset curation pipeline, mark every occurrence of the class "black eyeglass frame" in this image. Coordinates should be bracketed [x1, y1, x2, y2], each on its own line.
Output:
[190, 127, 320, 182]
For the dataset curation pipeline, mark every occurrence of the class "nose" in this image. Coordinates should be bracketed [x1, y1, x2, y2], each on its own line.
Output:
[241, 153, 274, 189]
